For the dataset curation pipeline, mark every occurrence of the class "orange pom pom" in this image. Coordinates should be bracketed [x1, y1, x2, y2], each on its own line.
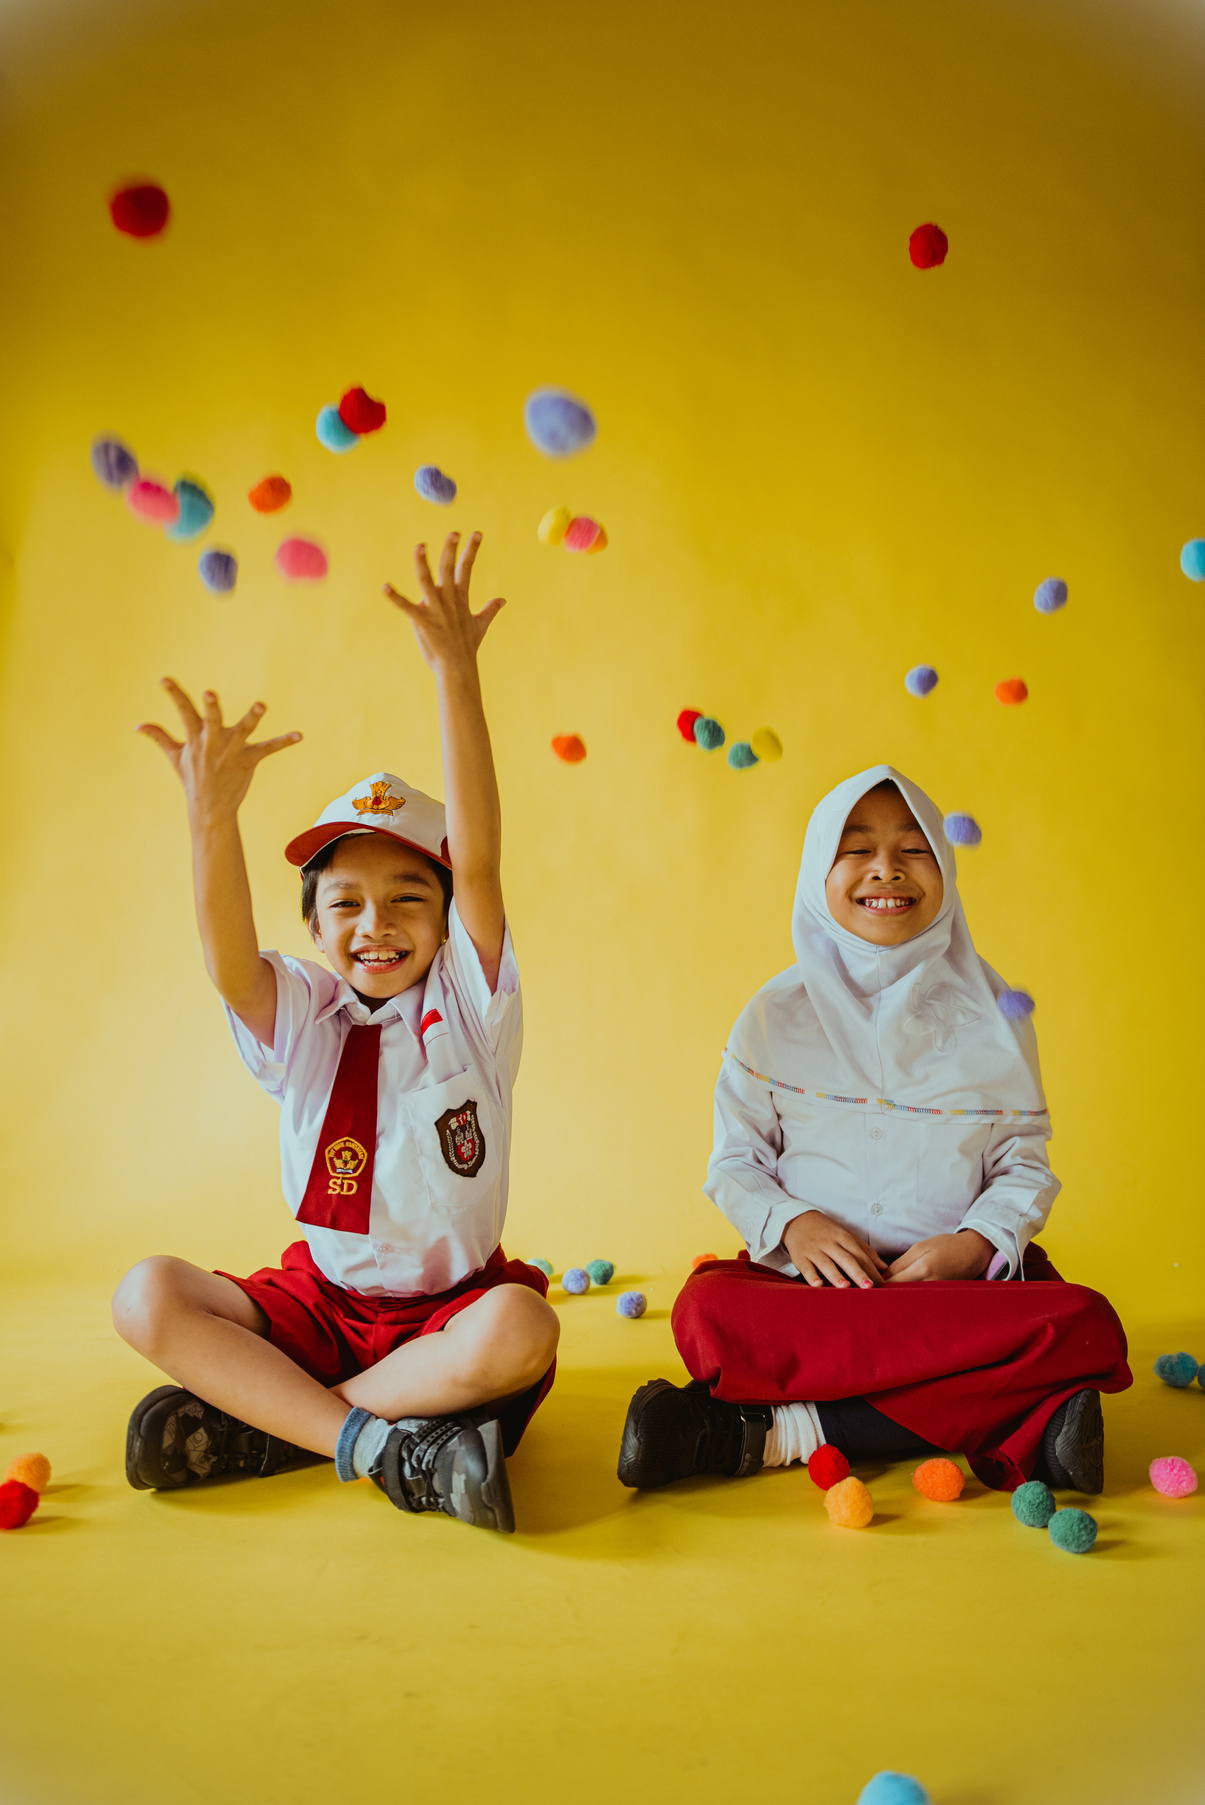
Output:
[248, 474, 293, 513]
[551, 734, 587, 764]
[912, 1457, 964, 1501]
[691, 1253, 719, 1270]
[0, 1480, 39, 1529]
[994, 677, 1028, 706]
[4, 1453, 50, 1492]
[824, 1475, 874, 1528]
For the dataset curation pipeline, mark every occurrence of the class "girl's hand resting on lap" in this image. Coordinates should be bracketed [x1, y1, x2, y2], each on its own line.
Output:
[783, 1211, 887, 1289]
[886, 1228, 995, 1282]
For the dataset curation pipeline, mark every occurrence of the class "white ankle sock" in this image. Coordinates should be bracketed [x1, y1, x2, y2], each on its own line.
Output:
[763, 1402, 824, 1468]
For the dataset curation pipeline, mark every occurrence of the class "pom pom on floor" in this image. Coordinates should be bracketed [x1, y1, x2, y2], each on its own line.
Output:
[0, 1480, 39, 1529]
[1149, 1455, 1198, 1498]
[999, 988, 1035, 1020]
[198, 549, 238, 593]
[109, 182, 170, 238]
[563, 515, 604, 553]
[166, 478, 214, 541]
[248, 475, 292, 514]
[904, 664, 938, 698]
[415, 465, 457, 505]
[617, 1291, 647, 1318]
[1154, 1351, 1199, 1387]
[825, 1474, 874, 1528]
[531, 1258, 554, 1278]
[908, 222, 947, 268]
[677, 708, 703, 742]
[551, 734, 587, 763]
[1048, 1506, 1098, 1553]
[316, 406, 359, 453]
[807, 1444, 851, 1491]
[1179, 540, 1205, 582]
[943, 812, 982, 847]
[994, 677, 1028, 706]
[276, 538, 328, 581]
[338, 387, 386, 434]
[912, 1457, 964, 1501]
[524, 388, 597, 457]
[857, 1773, 930, 1805]
[4, 1453, 50, 1492]
[691, 1253, 719, 1270]
[1034, 577, 1069, 613]
[1010, 1479, 1056, 1527]
[586, 1260, 614, 1286]
[538, 505, 573, 546]
[728, 741, 758, 769]
[750, 727, 783, 762]
[128, 479, 180, 527]
[562, 1267, 591, 1295]
[91, 436, 138, 490]
[694, 717, 725, 751]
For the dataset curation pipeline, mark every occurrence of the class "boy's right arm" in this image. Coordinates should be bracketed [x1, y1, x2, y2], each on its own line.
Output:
[138, 679, 302, 1047]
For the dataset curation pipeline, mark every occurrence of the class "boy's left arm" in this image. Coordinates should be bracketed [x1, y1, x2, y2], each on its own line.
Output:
[887, 1121, 1060, 1282]
[385, 532, 507, 991]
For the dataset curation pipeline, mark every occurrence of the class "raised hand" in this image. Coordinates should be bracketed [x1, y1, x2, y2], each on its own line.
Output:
[383, 532, 505, 671]
[137, 679, 301, 821]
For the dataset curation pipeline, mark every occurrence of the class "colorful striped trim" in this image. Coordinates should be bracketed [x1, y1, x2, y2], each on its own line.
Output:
[724, 1049, 1048, 1120]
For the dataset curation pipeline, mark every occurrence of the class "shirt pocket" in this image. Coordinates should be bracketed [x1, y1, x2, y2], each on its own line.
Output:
[402, 1069, 502, 1217]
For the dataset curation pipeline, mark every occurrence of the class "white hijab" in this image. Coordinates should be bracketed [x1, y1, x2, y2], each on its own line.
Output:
[734, 764, 1047, 1118]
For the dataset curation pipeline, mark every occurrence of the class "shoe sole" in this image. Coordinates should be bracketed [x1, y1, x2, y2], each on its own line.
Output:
[125, 1384, 192, 1491]
[617, 1379, 681, 1490]
[1047, 1387, 1104, 1494]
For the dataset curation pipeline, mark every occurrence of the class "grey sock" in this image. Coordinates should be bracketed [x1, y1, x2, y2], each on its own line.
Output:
[334, 1406, 393, 1482]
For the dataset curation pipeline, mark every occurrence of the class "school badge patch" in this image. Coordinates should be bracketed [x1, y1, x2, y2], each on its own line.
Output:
[434, 1101, 486, 1178]
[352, 780, 405, 817]
[324, 1135, 367, 1195]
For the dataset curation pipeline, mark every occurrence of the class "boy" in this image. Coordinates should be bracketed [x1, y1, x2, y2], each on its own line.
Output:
[114, 532, 559, 1533]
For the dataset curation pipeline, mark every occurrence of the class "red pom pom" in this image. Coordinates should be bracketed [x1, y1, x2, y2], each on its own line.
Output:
[677, 709, 703, 743]
[551, 734, 587, 763]
[807, 1444, 850, 1491]
[338, 388, 387, 434]
[248, 475, 293, 514]
[109, 184, 170, 238]
[909, 222, 948, 269]
[0, 1479, 39, 1529]
[994, 677, 1028, 706]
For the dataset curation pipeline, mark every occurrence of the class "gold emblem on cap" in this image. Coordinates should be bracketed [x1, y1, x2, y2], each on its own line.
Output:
[352, 781, 405, 817]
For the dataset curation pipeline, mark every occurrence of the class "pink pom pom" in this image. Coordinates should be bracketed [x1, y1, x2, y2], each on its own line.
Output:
[128, 479, 180, 526]
[1149, 1455, 1198, 1498]
[563, 515, 602, 553]
[275, 538, 328, 582]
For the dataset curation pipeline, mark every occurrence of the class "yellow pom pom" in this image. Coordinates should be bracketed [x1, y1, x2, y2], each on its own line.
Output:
[912, 1457, 964, 1501]
[824, 1474, 874, 1528]
[5, 1452, 51, 1492]
[750, 727, 783, 763]
[537, 505, 572, 546]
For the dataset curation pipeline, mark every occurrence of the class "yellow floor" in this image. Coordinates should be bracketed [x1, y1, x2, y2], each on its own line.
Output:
[1, 1274, 1201, 1805]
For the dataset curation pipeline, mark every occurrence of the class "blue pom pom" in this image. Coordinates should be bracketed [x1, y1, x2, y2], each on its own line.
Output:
[562, 1267, 591, 1295]
[1048, 1506, 1098, 1553]
[1010, 1479, 1056, 1527]
[198, 549, 237, 593]
[943, 811, 982, 847]
[1034, 577, 1068, 613]
[999, 988, 1035, 1020]
[414, 465, 457, 505]
[728, 741, 758, 769]
[904, 664, 938, 697]
[1154, 1351, 1200, 1388]
[1199, 1365, 1205, 1392]
[524, 388, 597, 457]
[694, 716, 725, 751]
[316, 405, 359, 453]
[91, 436, 138, 490]
[586, 1260, 614, 1286]
[1180, 540, 1205, 582]
[531, 1258, 554, 1279]
[617, 1290, 647, 1318]
[166, 479, 215, 542]
[857, 1774, 930, 1805]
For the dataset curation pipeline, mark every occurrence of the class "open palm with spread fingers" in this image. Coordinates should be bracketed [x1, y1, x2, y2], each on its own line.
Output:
[137, 678, 302, 820]
[383, 532, 505, 669]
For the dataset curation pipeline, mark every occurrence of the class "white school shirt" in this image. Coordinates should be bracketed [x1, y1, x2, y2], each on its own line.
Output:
[225, 900, 521, 1298]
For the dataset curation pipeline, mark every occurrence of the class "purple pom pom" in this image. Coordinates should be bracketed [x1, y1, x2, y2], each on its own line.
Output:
[91, 436, 139, 490]
[198, 549, 237, 593]
[999, 988, 1035, 1020]
[414, 465, 457, 505]
[904, 665, 938, 697]
[562, 1267, 591, 1295]
[524, 388, 597, 457]
[617, 1290, 647, 1318]
[1034, 577, 1068, 613]
[943, 812, 982, 847]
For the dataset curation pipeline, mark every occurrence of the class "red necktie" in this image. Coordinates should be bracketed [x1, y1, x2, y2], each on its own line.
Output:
[297, 1023, 382, 1233]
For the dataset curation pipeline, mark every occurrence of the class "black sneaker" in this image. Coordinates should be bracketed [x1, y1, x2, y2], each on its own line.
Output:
[1040, 1388, 1104, 1494]
[125, 1384, 325, 1491]
[617, 1378, 771, 1490]
[373, 1415, 514, 1533]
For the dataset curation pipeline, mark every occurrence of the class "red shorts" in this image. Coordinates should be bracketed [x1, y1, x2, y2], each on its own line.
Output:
[218, 1241, 554, 1455]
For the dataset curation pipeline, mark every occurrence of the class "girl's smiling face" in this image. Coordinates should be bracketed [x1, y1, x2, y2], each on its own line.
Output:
[825, 782, 943, 944]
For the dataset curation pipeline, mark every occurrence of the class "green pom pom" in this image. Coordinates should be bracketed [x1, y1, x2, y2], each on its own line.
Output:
[727, 741, 758, 770]
[531, 1258, 554, 1278]
[586, 1260, 614, 1286]
[1011, 1480, 1056, 1527]
[693, 716, 725, 751]
[1048, 1506, 1098, 1553]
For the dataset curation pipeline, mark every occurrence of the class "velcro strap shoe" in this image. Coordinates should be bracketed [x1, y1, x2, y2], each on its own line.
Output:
[373, 1415, 514, 1533]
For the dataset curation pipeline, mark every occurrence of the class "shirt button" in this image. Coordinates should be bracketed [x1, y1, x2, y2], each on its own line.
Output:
[870, 1203, 884, 1216]
[870, 1128, 884, 1140]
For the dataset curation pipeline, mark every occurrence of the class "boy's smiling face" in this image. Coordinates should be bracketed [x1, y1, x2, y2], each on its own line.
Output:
[309, 834, 448, 1001]
[825, 783, 943, 944]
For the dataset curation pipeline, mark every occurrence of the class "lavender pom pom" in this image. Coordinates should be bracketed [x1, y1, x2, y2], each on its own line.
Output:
[904, 664, 938, 697]
[198, 549, 237, 593]
[1034, 577, 1068, 613]
[524, 388, 597, 457]
[562, 1267, 591, 1295]
[91, 436, 139, 490]
[414, 465, 457, 505]
[999, 988, 1035, 1020]
[943, 812, 982, 847]
[617, 1290, 647, 1318]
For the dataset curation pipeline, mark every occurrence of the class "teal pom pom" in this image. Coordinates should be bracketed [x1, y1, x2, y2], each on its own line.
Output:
[1180, 540, 1205, 582]
[562, 1267, 591, 1294]
[531, 1258, 554, 1279]
[1154, 1351, 1200, 1387]
[1011, 1479, 1056, 1527]
[857, 1774, 930, 1805]
[166, 479, 214, 541]
[617, 1290, 647, 1318]
[694, 717, 725, 751]
[728, 741, 758, 770]
[198, 549, 237, 593]
[1048, 1506, 1098, 1553]
[586, 1260, 614, 1286]
[316, 405, 359, 453]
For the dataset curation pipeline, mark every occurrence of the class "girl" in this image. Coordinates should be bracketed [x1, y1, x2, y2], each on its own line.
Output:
[618, 765, 1130, 1494]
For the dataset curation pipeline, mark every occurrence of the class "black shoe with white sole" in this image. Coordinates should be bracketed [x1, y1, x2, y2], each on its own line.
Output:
[373, 1415, 514, 1533]
[1039, 1387, 1104, 1494]
[617, 1378, 772, 1490]
[125, 1384, 325, 1491]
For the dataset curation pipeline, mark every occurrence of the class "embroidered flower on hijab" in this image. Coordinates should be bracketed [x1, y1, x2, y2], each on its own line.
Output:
[903, 980, 981, 1052]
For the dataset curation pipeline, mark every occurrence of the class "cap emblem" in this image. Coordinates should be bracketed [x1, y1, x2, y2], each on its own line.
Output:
[352, 781, 405, 817]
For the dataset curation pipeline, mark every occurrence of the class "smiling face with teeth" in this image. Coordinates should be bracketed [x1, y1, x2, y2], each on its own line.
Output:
[824, 780, 943, 945]
[307, 833, 451, 1005]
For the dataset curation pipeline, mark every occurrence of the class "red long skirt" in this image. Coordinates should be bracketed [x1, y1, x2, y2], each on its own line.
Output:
[671, 1247, 1131, 1490]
